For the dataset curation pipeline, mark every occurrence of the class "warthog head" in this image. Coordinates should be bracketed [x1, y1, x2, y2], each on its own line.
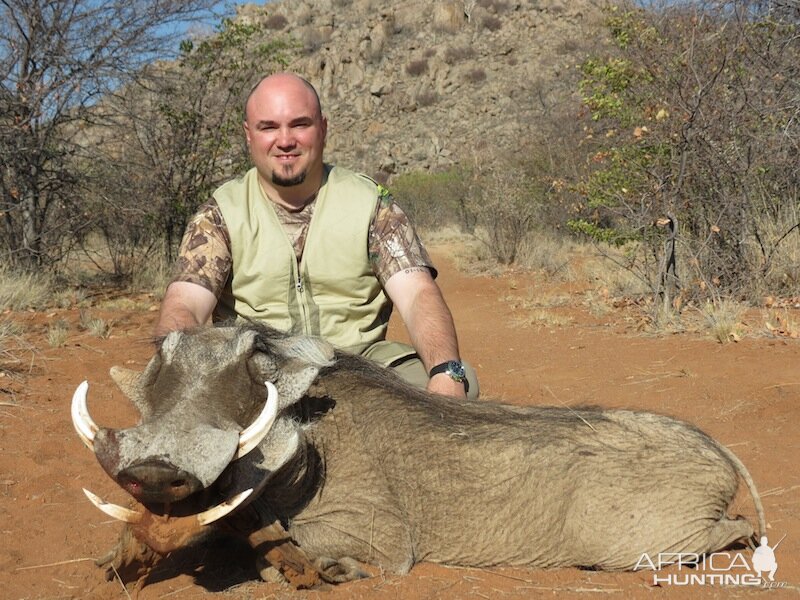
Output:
[71, 325, 334, 528]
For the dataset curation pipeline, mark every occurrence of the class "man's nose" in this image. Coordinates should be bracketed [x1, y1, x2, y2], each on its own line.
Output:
[275, 127, 295, 148]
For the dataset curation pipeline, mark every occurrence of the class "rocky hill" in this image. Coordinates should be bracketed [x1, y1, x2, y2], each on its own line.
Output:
[235, 0, 610, 181]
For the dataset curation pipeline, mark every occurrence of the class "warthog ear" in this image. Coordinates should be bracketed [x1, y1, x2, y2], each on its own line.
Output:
[250, 334, 334, 409]
[109, 366, 140, 397]
[109, 352, 162, 419]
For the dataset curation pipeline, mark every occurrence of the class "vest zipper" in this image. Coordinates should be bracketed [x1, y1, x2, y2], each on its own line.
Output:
[295, 266, 311, 335]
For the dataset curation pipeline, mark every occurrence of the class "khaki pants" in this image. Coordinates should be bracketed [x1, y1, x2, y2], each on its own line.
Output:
[362, 340, 480, 400]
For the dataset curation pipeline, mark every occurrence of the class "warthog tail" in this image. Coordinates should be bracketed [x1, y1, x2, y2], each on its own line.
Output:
[716, 442, 766, 539]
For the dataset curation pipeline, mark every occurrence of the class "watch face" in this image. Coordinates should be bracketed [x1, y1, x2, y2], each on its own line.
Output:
[447, 361, 466, 381]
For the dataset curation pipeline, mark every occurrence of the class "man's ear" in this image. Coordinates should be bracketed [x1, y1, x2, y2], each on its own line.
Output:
[243, 120, 251, 146]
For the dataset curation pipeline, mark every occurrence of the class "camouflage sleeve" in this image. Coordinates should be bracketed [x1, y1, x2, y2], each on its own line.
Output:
[169, 200, 232, 298]
[368, 185, 437, 287]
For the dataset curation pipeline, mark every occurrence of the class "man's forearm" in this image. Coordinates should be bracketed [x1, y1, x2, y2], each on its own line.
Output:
[404, 284, 461, 371]
[383, 269, 468, 398]
[406, 288, 466, 399]
[154, 305, 201, 338]
[154, 281, 217, 338]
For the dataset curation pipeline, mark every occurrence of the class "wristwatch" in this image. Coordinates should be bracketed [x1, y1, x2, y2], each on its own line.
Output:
[429, 360, 467, 385]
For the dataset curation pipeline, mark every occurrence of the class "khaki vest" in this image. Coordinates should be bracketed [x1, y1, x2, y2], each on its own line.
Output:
[213, 165, 393, 354]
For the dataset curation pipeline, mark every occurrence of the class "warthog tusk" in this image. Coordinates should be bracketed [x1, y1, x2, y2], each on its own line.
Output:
[196, 489, 253, 525]
[71, 381, 98, 450]
[234, 381, 279, 459]
[83, 488, 142, 523]
[82, 487, 253, 527]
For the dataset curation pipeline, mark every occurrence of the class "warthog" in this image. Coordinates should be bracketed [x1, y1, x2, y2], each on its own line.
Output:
[72, 324, 764, 587]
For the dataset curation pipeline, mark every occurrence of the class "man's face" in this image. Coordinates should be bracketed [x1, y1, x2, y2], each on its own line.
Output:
[244, 77, 327, 189]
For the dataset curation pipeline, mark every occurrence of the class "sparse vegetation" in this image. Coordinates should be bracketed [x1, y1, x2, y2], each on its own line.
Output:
[443, 45, 476, 65]
[518, 309, 573, 329]
[264, 13, 288, 30]
[1, 0, 221, 270]
[0, 0, 795, 346]
[0, 267, 52, 311]
[482, 15, 502, 31]
[389, 168, 472, 233]
[702, 299, 746, 344]
[405, 59, 429, 76]
[571, 1, 800, 311]
[79, 310, 112, 339]
[581, 246, 650, 299]
[514, 233, 575, 280]
[463, 68, 487, 83]
[47, 320, 70, 348]
[0, 318, 33, 376]
[765, 309, 800, 339]
[415, 91, 439, 108]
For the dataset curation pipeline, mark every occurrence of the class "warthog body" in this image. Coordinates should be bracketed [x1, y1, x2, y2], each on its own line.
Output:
[73, 324, 763, 585]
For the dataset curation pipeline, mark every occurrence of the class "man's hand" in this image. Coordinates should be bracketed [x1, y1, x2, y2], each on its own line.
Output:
[427, 373, 467, 400]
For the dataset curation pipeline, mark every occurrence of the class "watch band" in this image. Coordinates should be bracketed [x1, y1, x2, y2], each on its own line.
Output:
[429, 362, 451, 377]
[429, 360, 466, 383]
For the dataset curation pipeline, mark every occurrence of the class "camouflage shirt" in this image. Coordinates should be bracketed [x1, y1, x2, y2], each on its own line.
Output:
[170, 185, 435, 297]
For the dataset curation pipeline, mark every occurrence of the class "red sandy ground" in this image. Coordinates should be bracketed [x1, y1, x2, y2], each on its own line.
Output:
[1, 247, 798, 599]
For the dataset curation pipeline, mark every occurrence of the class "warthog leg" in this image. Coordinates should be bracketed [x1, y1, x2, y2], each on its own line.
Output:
[247, 522, 326, 589]
[313, 556, 371, 583]
[227, 499, 326, 589]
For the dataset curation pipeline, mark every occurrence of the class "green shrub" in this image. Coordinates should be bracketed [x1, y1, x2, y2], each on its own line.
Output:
[389, 168, 472, 232]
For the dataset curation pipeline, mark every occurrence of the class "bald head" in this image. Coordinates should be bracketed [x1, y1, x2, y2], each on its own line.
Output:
[243, 71, 328, 203]
[244, 73, 322, 122]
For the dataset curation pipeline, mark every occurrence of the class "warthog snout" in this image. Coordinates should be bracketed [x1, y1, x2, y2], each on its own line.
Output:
[118, 459, 203, 504]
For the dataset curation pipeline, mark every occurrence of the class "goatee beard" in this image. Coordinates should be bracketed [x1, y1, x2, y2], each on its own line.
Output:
[272, 170, 307, 187]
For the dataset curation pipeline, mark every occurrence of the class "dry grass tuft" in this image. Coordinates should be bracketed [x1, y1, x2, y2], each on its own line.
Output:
[47, 319, 70, 348]
[0, 318, 35, 376]
[515, 233, 576, 281]
[0, 266, 52, 311]
[514, 308, 573, 328]
[51, 287, 88, 309]
[701, 299, 746, 343]
[447, 236, 507, 277]
[130, 258, 171, 298]
[583, 290, 613, 318]
[500, 286, 574, 329]
[581, 249, 649, 299]
[79, 310, 112, 339]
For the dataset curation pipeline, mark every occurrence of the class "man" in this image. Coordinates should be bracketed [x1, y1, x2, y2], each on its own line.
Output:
[155, 72, 478, 400]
